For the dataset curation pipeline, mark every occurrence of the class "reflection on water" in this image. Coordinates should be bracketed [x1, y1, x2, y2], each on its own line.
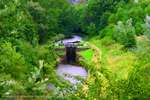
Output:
[56, 35, 88, 84]
[56, 64, 88, 84]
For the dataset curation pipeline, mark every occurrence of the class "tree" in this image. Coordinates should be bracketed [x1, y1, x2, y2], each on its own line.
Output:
[26, 0, 71, 43]
[0, 42, 28, 80]
[59, 6, 80, 36]
[0, 0, 37, 44]
[81, 0, 129, 35]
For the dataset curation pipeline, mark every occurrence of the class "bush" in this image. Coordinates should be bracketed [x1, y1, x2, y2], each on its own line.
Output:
[86, 23, 97, 36]
[144, 15, 150, 40]
[113, 19, 136, 48]
[145, 4, 150, 15]
[99, 24, 115, 39]
[123, 43, 150, 99]
[0, 42, 28, 80]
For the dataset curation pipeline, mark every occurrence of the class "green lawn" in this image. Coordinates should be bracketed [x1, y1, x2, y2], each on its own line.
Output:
[79, 49, 94, 62]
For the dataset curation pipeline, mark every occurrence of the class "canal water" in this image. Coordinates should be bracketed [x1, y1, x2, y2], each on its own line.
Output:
[57, 35, 82, 46]
[56, 35, 88, 84]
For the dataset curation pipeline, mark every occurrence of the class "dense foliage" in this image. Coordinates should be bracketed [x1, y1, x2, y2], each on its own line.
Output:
[0, 0, 150, 99]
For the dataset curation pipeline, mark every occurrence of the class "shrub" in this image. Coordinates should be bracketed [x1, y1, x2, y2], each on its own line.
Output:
[99, 24, 115, 39]
[145, 4, 150, 15]
[144, 15, 150, 40]
[86, 23, 97, 36]
[113, 19, 136, 48]
[124, 44, 150, 99]
[0, 42, 28, 80]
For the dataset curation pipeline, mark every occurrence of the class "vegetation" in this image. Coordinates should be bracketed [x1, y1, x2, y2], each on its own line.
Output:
[0, 0, 150, 100]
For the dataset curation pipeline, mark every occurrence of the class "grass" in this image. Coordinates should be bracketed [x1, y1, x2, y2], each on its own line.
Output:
[85, 36, 137, 80]
[52, 35, 150, 99]
[79, 49, 94, 62]
[107, 52, 136, 80]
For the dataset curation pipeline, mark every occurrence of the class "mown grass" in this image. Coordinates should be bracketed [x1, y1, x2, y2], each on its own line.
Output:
[79, 49, 93, 62]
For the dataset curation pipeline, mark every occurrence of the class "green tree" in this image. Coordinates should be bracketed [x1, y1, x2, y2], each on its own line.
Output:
[0, 0, 37, 44]
[59, 6, 80, 36]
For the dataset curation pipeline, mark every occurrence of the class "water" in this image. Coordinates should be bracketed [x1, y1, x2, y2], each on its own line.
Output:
[56, 35, 88, 84]
[56, 64, 88, 84]
[48, 35, 88, 96]
[57, 35, 82, 46]
[70, 0, 81, 4]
